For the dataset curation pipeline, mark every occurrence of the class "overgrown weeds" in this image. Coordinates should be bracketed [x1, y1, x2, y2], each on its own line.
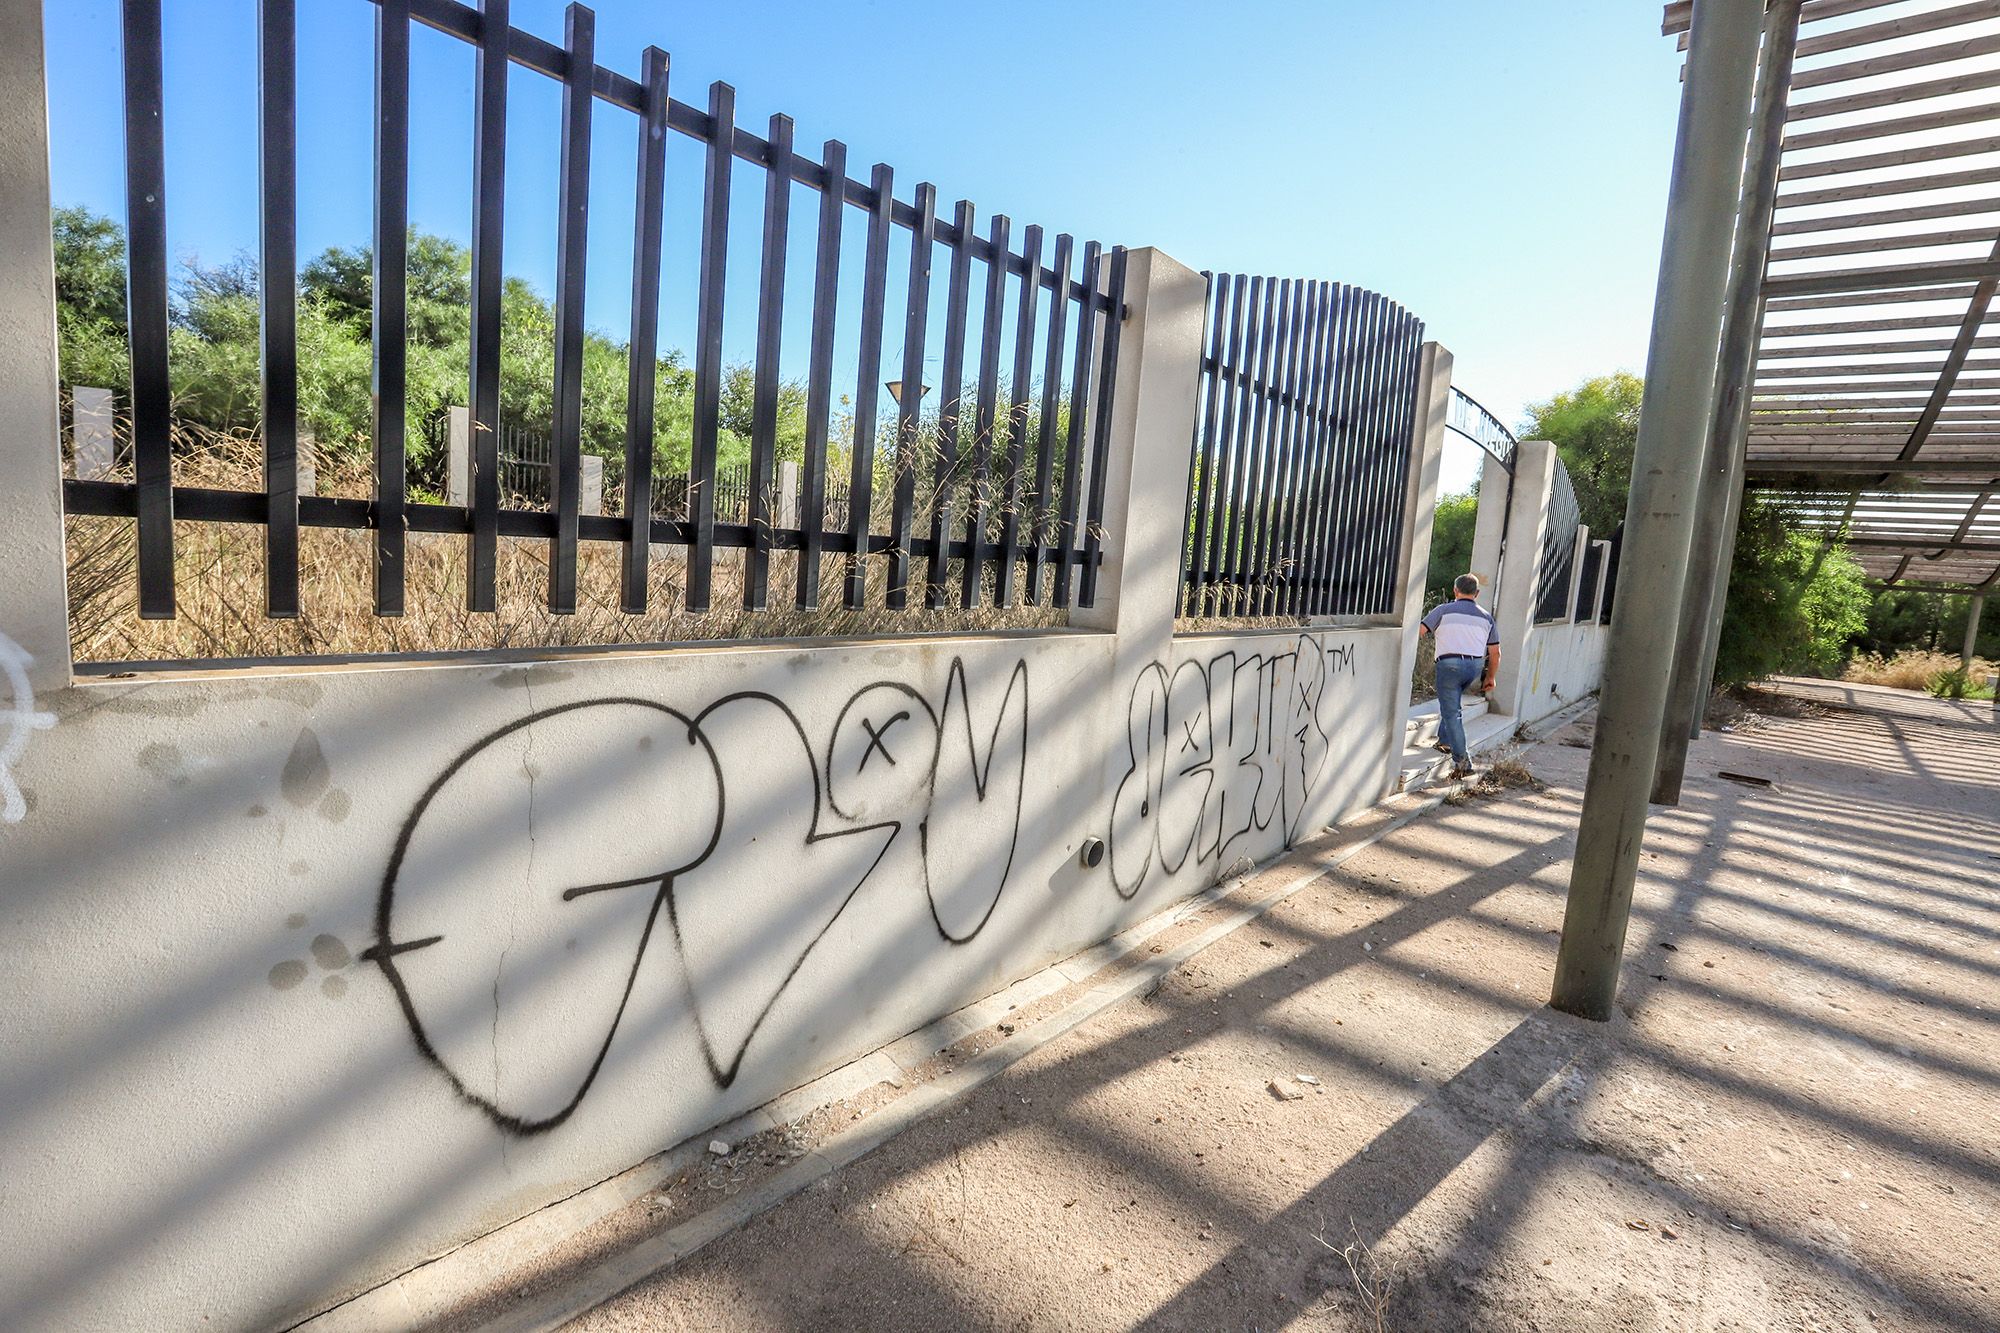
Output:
[64, 424, 1078, 665]
[1844, 648, 1995, 697]
[1447, 755, 1546, 804]
[1312, 1219, 1398, 1332]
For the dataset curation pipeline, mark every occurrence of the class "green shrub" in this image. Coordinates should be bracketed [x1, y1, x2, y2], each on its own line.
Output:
[1713, 496, 1869, 688]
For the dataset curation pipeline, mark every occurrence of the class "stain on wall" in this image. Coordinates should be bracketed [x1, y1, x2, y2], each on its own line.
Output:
[0, 631, 56, 824]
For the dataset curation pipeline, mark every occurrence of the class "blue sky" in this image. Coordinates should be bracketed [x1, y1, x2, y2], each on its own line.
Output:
[43, 1, 1684, 495]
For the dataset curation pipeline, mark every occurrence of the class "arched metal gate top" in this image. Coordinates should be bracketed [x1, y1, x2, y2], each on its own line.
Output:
[1445, 386, 1517, 473]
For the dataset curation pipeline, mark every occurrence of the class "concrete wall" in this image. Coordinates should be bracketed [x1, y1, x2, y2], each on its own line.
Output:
[1517, 620, 1609, 725]
[0, 234, 1459, 1331]
[0, 621, 1395, 1330]
[1462, 439, 1608, 730]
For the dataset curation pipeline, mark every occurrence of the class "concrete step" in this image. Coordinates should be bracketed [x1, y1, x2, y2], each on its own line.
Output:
[1396, 710, 1514, 795]
[1404, 695, 1490, 751]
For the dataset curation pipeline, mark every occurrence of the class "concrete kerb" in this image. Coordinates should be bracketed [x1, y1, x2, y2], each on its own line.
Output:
[293, 786, 1458, 1333]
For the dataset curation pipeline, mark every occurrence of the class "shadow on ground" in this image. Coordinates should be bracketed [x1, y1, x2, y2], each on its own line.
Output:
[464, 679, 2000, 1331]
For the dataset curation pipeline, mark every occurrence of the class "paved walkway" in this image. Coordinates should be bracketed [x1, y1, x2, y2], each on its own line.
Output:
[460, 681, 2000, 1331]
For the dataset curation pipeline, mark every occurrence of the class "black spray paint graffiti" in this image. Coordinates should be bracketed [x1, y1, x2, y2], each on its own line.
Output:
[1108, 635, 1355, 899]
[361, 657, 1027, 1136]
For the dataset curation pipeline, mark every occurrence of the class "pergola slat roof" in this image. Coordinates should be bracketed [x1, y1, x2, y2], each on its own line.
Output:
[1664, 0, 2000, 590]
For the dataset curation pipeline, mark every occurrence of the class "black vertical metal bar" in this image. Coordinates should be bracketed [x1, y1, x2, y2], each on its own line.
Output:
[1301, 282, 1344, 612]
[1182, 273, 1225, 613]
[843, 163, 894, 609]
[1078, 245, 1126, 610]
[620, 46, 668, 614]
[1377, 313, 1426, 614]
[886, 182, 935, 610]
[797, 137, 844, 610]
[1279, 282, 1329, 617]
[371, 0, 410, 618]
[926, 199, 975, 608]
[121, 0, 175, 618]
[1235, 278, 1287, 611]
[1259, 278, 1310, 615]
[1293, 281, 1339, 615]
[1339, 291, 1380, 614]
[1053, 240, 1102, 608]
[1203, 274, 1250, 616]
[1341, 294, 1391, 615]
[1305, 286, 1359, 615]
[1268, 278, 1311, 618]
[1222, 276, 1272, 615]
[1024, 232, 1072, 605]
[259, 0, 300, 618]
[466, 0, 508, 612]
[994, 225, 1042, 606]
[1367, 312, 1413, 615]
[959, 212, 1010, 609]
[547, 2, 593, 615]
[686, 80, 733, 614]
[744, 112, 792, 611]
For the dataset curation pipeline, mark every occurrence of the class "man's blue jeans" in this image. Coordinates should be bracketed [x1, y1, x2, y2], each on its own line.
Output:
[1435, 656, 1485, 767]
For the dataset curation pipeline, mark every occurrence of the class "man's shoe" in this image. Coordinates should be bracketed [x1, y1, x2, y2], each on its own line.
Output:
[1452, 763, 1477, 779]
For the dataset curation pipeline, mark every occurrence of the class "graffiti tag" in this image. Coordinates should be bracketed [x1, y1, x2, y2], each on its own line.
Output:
[1108, 634, 1353, 898]
[362, 656, 1028, 1136]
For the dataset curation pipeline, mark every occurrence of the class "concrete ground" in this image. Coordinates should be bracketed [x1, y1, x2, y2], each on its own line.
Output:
[460, 679, 2000, 1331]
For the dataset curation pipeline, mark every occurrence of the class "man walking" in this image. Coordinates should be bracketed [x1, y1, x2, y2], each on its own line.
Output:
[1419, 574, 1501, 778]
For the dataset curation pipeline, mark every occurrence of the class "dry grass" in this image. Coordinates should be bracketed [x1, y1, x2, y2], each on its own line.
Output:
[66, 427, 1075, 666]
[1844, 649, 1995, 697]
[1446, 755, 1546, 804]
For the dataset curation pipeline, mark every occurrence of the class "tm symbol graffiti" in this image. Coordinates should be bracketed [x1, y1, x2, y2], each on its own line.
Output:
[0, 631, 56, 825]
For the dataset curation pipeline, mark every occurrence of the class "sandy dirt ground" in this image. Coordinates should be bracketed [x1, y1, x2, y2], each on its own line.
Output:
[516, 680, 1999, 1331]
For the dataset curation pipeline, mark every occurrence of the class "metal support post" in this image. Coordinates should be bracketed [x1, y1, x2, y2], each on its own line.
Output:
[1654, 0, 1803, 805]
[1551, 0, 1762, 1022]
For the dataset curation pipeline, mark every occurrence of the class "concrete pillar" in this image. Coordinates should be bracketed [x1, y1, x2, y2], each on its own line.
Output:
[1384, 342, 1453, 797]
[72, 387, 116, 480]
[1552, 0, 1763, 1022]
[1069, 247, 1206, 648]
[776, 459, 800, 531]
[1469, 451, 1509, 596]
[1566, 523, 1592, 624]
[1966, 594, 1986, 667]
[1589, 540, 1612, 623]
[0, 0, 73, 694]
[580, 454, 604, 517]
[1488, 440, 1557, 718]
[446, 406, 471, 507]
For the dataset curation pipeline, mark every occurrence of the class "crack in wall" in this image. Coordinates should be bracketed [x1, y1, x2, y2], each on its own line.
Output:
[494, 672, 542, 1168]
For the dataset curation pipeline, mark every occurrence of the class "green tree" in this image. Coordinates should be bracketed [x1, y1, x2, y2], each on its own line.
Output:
[1712, 496, 1870, 686]
[1426, 490, 1478, 601]
[1520, 371, 1642, 534]
[51, 204, 131, 394]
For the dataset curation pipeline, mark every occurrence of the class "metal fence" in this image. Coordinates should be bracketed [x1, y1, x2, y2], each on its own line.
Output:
[66, 0, 1126, 621]
[1445, 386, 1516, 471]
[1573, 538, 1604, 622]
[1179, 272, 1426, 619]
[1535, 457, 1581, 623]
[1597, 525, 1620, 625]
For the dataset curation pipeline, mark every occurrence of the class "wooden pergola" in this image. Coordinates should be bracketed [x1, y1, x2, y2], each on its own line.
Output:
[1666, 0, 2000, 594]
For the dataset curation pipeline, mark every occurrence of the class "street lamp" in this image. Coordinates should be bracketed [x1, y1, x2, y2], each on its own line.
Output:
[884, 380, 931, 407]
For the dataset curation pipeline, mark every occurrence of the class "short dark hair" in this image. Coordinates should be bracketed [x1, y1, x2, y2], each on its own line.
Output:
[1454, 574, 1481, 597]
